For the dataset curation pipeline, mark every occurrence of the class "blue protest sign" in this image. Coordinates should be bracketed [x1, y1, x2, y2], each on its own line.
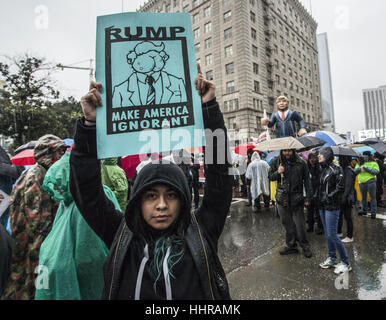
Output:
[96, 12, 205, 159]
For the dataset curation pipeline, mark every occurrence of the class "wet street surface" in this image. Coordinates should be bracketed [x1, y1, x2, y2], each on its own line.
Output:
[217, 199, 386, 300]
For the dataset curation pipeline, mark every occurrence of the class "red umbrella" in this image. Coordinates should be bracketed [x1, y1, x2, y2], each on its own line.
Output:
[121, 153, 160, 180]
[234, 143, 257, 157]
[11, 149, 35, 166]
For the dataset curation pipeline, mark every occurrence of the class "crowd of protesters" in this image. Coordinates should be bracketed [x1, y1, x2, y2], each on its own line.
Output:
[0, 72, 386, 300]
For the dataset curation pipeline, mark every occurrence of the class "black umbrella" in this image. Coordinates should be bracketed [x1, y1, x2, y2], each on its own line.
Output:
[14, 141, 37, 155]
[296, 136, 326, 152]
[330, 146, 361, 157]
[358, 138, 381, 145]
[370, 142, 386, 156]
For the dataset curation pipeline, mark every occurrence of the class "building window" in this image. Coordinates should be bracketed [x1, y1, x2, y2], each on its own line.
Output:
[195, 42, 200, 53]
[252, 45, 258, 57]
[204, 6, 211, 17]
[204, 22, 212, 33]
[226, 80, 235, 93]
[193, 0, 200, 7]
[282, 64, 286, 73]
[194, 28, 200, 39]
[225, 63, 234, 75]
[205, 38, 212, 49]
[224, 27, 232, 40]
[253, 63, 259, 74]
[254, 80, 260, 93]
[183, 4, 189, 12]
[223, 0, 232, 6]
[275, 75, 280, 84]
[251, 28, 257, 40]
[250, 11, 256, 23]
[223, 10, 232, 23]
[225, 45, 233, 57]
[205, 54, 212, 65]
[250, 0, 255, 5]
[206, 70, 213, 80]
[228, 117, 236, 129]
[192, 13, 200, 24]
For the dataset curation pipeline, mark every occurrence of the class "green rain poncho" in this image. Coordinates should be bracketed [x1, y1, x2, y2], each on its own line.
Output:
[35, 153, 120, 300]
[101, 158, 128, 212]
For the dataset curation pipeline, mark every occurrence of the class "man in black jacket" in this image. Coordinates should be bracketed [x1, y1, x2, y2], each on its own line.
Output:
[269, 149, 313, 258]
[69, 65, 233, 300]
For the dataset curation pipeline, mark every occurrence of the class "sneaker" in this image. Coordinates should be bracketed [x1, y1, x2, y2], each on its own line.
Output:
[319, 257, 338, 269]
[279, 247, 299, 255]
[334, 262, 352, 275]
[341, 237, 354, 243]
[303, 248, 313, 258]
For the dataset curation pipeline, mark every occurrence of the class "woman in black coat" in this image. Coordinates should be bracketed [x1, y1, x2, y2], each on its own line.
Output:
[69, 66, 233, 300]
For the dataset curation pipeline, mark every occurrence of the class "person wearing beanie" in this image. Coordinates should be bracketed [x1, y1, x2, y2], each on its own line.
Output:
[317, 147, 352, 274]
[69, 66, 233, 300]
[269, 149, 313, 259]
[2, 135, 67, 300]
[355, 151, 379, 219]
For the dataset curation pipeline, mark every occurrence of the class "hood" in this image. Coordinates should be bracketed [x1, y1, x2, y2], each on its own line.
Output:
[125, 160, 192, 238]
[42, 153, 72, 206]
[319, 147, 334, 165]
[34, 134, 67, 169]
[102, 157, 118, 166]
[251, 152, 261, 162]
[279, 150, 297, 163]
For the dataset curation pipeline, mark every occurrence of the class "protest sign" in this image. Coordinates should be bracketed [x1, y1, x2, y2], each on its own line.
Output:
[96, 12, 205, 159]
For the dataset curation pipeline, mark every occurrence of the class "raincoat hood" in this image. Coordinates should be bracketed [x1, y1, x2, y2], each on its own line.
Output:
[34, 134, 67, 169]
[251, 152, 261, 162]
[42, 153, 72, 206]
[125, 160, 192, 237]
[102, 158, 118, 166]
[319, 147, 334, 165]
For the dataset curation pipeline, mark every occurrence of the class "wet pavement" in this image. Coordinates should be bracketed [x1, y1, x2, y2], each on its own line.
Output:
[217, 198, 386, 300]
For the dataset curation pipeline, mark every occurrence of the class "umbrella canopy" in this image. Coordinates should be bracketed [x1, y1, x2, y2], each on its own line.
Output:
[11, 148, 35, 166]
[331, 146, 361, 157]
[296, 136, 326, 152]
[370, 142, 386, 156]
[234, 143, 257, 156]
[305, 131, 345, 147]
[353, 146, 376, 155]
[13, 141, 37, 155]
[121, 153, 160, 180]
[255, 137, 305, 151]
[358, 138, 382, 145]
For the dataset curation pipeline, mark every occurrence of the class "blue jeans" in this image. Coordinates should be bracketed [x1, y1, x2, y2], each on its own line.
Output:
[359, 180, 377, 215]
[319, 209, 350, 265]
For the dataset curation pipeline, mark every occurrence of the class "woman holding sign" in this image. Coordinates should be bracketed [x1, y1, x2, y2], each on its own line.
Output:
[69, 65, 233, 300]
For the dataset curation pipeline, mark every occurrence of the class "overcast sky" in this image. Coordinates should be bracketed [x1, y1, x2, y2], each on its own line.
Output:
[1, 0, 385, 138]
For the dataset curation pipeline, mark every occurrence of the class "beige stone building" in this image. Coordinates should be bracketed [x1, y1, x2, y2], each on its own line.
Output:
[139, 0, 323, 143]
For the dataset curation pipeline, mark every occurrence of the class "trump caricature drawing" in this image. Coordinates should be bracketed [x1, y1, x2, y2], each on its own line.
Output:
[112, 41, 187, 108]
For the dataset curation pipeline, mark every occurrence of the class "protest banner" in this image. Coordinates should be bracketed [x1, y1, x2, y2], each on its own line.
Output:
[96, 12, 205, 159]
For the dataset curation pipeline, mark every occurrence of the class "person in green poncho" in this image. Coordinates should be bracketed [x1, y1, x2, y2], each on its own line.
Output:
[101, 158, 129, 212]
[35, 153, 121, 300]
[355, 151, 380, 219]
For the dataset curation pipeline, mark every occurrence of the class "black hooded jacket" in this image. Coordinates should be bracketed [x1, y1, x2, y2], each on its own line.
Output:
[69, 99, 233, 300]
[269, 151, 312, 208]
[0, 224, 13, 297]
[317, 147, 344, 211]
